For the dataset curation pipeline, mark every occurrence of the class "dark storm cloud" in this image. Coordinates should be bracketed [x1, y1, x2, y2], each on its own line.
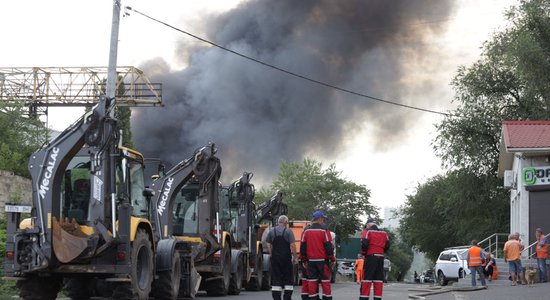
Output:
[132, 0, 456, 184]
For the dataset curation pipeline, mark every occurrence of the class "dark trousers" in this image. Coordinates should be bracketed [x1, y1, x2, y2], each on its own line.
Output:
[307, 260, 332, 300]
[271, 255, 293, 300]
[360, 255, 384, 300]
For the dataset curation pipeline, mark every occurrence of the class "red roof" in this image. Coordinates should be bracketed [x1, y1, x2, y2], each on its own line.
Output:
[502, 121, 550, 150]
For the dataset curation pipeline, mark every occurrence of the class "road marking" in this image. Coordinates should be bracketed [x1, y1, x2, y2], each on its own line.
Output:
[453, 292, 470, 300]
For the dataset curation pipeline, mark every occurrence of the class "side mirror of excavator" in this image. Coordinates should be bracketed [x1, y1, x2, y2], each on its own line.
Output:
[143, 188, 155, 198]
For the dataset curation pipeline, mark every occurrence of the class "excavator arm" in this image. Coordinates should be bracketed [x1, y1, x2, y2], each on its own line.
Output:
[255, 191, 288, 226]
[8, 96, 120, 271]
[151, 143, 221, 242]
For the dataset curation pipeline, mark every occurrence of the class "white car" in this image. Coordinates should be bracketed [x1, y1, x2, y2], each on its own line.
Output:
[434, 247, 470, 286]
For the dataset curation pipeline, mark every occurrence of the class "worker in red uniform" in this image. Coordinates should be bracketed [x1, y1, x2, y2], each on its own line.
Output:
[360, 218, 390, 300]
[301, 211, 335, 300]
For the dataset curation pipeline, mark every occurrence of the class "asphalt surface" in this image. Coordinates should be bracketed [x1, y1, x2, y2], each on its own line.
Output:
[194, 280, 550, 300]
[43, 280, 550, 299]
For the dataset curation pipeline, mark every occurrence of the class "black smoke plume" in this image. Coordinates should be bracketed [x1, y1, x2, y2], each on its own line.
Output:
[132, 0, 456, 185]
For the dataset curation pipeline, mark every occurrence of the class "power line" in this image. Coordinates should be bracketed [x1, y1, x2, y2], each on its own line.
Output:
[125, 6, 449, 116]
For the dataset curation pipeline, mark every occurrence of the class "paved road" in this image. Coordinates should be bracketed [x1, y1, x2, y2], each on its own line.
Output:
[193, 282, 410, 300]
[194, 281, 550, 300]
[53, 280, 550, 299]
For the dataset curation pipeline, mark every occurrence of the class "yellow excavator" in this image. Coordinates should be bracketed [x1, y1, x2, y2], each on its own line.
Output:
[2, 92, 205, 299]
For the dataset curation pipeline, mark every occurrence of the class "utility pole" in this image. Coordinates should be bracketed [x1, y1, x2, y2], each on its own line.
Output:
[106, 0, 122, 104]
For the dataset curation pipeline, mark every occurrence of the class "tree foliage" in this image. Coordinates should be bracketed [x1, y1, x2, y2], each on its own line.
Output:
[257, 158, 377, 241]
[385, 229, 413, 281]
[0, 102, 48, 177]
[399, 170, 509, 261]
[434, 0, 550, 175]
[399, 0, 550, 260]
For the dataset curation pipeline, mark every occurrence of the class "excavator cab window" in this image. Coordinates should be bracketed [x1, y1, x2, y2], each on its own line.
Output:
[114, 156, 148, 218]
[129, 161, 147, 218]
[61, 157, 92, 224]
[172, 183, 199, 236]
[219, 187, 236, 234]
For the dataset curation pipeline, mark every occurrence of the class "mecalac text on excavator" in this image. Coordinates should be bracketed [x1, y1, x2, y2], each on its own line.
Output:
[38, 146, 60, 200]
[157, 176, 174, 216]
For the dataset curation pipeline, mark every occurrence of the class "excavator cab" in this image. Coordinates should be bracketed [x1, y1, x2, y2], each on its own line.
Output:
[172, 183, 200, 236]
[52, 146, 148, 263]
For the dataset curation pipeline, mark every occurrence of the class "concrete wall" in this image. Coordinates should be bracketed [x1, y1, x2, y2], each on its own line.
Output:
[0, 170, 32, 214]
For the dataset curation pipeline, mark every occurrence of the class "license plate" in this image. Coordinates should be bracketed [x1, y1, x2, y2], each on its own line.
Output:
[5, 205, 32, 213]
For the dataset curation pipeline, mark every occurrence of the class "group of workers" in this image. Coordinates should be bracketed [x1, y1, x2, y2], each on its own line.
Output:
[466, 228, 548, 287]
[266, 212, 390, 300]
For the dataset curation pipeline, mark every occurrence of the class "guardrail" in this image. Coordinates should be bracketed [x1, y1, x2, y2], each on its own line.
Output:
[521, 232, 550, 259]
[478, 233, 508, 259]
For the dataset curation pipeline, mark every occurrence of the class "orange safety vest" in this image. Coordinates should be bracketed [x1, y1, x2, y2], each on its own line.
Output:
[536, 236, 549, 259]
[468, 246, 483, 267]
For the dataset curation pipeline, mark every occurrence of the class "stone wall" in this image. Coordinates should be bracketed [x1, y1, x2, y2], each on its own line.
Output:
[0, 170, 32, 214]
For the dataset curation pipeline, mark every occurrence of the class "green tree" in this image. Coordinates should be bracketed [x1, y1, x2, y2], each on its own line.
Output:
[0, 218, 17, 295]
[434, 0, 550, 175]
[399, 0, 550, 259]
[258, 158, 378, 242]
[0, 102, 48, 177]
[385, 229, 413, 282]
[399, 170, 509, 261]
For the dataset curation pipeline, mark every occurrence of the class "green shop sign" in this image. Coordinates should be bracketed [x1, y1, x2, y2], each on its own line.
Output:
[523, 166, 550, 186]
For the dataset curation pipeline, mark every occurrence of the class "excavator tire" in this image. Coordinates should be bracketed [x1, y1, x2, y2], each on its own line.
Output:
[228, 256, 243, 295]
[151, 251, 182, 300]
[246, 252, 263, 291]
[112, 229, 154, 300]
[17, 275, 62, 300]
[206, 242, 231, 296]
[64, 277, 96, 299]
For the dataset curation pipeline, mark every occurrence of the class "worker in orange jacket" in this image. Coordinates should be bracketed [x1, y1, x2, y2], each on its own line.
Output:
[466, 240, 486, 287]
[536, 228, 548, 283]
[354, 254, 364, 284]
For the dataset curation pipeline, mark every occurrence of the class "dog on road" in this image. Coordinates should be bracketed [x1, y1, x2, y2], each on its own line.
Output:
[525, 267, 537, 287]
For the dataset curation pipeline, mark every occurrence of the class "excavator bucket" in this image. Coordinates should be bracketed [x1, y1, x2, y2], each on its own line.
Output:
[52, 217, 89, 263]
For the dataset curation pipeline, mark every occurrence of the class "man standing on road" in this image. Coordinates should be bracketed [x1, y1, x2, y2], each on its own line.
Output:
[266, 215, 298, 300]
[360, 218, 390, 300]
[301, 211, 335, 300]
[535, 228, 548, 283]
[504, 233, 523, 286]
[466, 240, 486, 287]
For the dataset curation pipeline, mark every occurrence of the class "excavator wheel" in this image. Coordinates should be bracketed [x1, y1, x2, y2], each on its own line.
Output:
[246, 252, 263, 291]
[17, 275, 62, 300]
[151, 251, 182, 300]
[64, 277, 96, 299]
[112, 229, 154, 300]
[228, 256, 243, 295]
[206, 242, 231, 296]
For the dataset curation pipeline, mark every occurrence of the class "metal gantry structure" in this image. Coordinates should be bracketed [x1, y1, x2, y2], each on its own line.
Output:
[0, 66, 162, 117]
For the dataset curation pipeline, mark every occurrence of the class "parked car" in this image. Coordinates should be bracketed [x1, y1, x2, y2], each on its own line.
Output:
[434, 247, 470, 286]
[338, 260, 355, 277]
[419, 270, 435, 283]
